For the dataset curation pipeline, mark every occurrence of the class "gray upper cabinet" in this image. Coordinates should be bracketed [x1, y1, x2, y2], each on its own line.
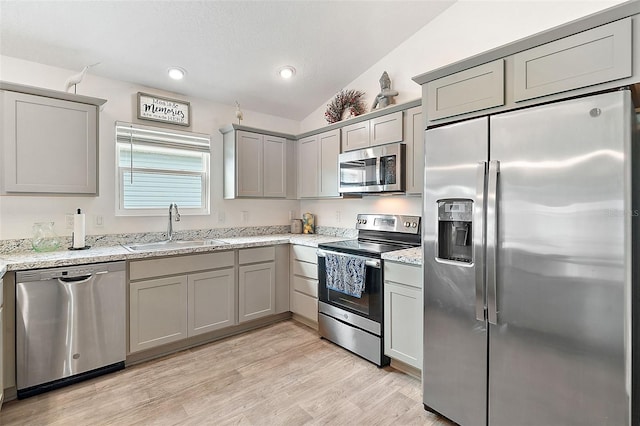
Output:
[341, 120, 369, 151]
[370, 111, 403, 147]
[236, 131, 263, 197]
[263, 135, 287, 197]
[222, 127, 295, 199]
[298, 129, 340, 198]
[341, 111, 403, 152]
[297, 134, 319, 198]
[426, 59, 505, 121]
[1, 84, 105, 195]
[415, 4, 640, 125]
[513, 18, 632, 102]
[318, 130, 340, 198]
[404, 106, 424, 195]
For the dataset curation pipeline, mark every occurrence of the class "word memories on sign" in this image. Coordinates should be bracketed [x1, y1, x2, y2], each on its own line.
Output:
[137, 92, 190, 126]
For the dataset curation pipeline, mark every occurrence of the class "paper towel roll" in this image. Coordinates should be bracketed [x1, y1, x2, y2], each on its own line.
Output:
[73, 209, 86, 249]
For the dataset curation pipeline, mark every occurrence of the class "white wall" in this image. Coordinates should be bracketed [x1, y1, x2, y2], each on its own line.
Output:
[0, 56, 301, 240]
[301, 196, 422, 229]
[0, 0, 627, 238]
[299, 0, 625, 227]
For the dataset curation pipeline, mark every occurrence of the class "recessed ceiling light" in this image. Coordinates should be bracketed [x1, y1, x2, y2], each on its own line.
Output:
[168, 67, 186, 80]
[278, 66, 296, 79]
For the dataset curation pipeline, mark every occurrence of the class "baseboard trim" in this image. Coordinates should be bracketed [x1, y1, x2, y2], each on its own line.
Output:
[126, 312, 292, 366]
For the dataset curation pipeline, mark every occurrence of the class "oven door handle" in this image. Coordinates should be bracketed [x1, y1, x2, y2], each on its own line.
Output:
[316, 249, 381, 269]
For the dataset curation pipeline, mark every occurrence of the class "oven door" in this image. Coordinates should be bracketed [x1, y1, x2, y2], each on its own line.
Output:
[317, 249, 382, 323]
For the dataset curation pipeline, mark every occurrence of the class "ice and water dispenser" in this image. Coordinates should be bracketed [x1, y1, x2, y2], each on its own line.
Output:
[437, 200, 473, 263]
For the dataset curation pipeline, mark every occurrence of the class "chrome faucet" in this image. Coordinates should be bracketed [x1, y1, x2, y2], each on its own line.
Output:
[167, 203, 181, 241]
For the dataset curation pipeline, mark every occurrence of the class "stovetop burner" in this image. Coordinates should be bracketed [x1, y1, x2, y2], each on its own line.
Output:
[318, 239, 417, 258]
[318, 213, 421, 258]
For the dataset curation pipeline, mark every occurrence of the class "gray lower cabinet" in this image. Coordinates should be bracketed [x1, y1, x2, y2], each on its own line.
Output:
[513, 18, 632, 102]
[238, 246, 276, 323]
[0, 277, 3, 410]
[1, 86, 105, 195]
[290, 245, 318, 325]
[130, 275, 188, 352]
[383, 261, 422, 370]
[187, 269, 236, 336]
[128, 251, 236, 353]
[298, 129, 340, 198]
[0, 304, 3, 410]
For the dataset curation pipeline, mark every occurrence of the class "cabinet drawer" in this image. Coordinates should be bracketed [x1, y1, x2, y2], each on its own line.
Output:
[292, 291, 318, 322]
[384, 261, 422, 289]
[239, 246, 275, 264]
[130, 251, 235, 280]
[292, 275, 318, 298]
[514, 18, 632, 102]
[291, 245, 318, 264]
[427, 59, 504, 121]
[292, 259, 318, 279]
[370, 111, 402, 147]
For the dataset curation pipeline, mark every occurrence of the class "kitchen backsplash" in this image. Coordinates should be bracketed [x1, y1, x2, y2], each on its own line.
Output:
[0, 225, 357, 254]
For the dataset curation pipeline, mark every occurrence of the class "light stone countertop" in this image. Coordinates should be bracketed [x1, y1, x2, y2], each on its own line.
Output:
[382, 247, 422, 266]
[0, 234, 352, 272]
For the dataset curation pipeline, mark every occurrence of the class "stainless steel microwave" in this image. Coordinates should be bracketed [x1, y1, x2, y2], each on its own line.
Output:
[338, 142, 405, 194]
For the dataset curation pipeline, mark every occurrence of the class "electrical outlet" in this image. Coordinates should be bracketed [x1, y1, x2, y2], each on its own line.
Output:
[218, 210, 226, 223]
[288, 210, 294, 220]
[95, 215, 104, 227]
[336, 211, 341, 223]
[241, 211, 249, 223]
[65, 214, 74, 229]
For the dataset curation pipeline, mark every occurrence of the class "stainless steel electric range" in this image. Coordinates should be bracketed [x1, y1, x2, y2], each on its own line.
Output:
[316, 213, 421, 366]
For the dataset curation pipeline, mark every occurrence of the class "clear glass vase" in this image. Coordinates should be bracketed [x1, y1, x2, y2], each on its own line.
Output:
[32, 222, 61, 252]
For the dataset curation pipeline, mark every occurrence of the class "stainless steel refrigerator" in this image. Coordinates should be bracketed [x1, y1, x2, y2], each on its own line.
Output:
[423, 90, 637, 426]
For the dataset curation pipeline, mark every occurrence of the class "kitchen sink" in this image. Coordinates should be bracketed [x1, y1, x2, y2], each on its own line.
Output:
[123, 239, 229, 252]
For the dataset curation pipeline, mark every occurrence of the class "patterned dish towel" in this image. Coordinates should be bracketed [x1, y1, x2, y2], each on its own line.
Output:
[325, 253, 366, 298]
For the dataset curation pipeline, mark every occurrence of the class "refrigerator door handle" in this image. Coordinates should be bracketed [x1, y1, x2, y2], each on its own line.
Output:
[487, 160, 500, 325]
[474, 161, 487, 321]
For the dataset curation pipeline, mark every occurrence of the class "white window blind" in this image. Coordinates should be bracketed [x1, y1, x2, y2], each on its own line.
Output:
[115, 122, 210, 216]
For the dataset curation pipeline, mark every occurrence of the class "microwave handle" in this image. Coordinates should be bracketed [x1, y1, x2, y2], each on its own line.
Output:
[377, 156, 384, 185]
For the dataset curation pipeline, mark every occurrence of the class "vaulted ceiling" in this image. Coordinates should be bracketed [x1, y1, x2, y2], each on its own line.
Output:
[0, 1, 455, 120]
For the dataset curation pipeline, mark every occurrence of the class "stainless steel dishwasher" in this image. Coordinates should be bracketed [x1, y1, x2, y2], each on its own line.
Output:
[16, 261, 126, 398]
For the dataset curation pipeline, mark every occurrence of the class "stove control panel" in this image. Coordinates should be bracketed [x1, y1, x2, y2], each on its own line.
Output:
[355, 214, 421, 234]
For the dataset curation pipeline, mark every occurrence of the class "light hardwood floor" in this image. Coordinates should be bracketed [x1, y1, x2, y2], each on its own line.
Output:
[0, 320, 454, 425]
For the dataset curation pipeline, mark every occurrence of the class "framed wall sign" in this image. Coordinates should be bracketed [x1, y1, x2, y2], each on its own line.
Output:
[137, 92, 190, 126]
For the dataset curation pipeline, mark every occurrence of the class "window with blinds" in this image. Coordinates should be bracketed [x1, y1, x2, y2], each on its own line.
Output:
[115, 122, 210, 216]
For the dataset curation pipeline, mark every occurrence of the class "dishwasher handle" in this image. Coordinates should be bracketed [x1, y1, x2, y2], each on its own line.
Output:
[58, 275, 94, 284]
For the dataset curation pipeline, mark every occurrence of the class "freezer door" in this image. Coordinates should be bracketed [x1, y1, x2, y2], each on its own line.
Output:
[423, 117, 488, 426]
[488, 91, 632, 426]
